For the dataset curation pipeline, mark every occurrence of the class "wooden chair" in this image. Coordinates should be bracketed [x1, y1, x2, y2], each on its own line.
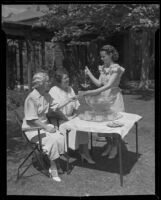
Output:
[14, 107, 51, 181]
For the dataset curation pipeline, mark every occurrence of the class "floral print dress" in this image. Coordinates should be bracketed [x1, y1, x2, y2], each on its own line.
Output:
[79, 64, 125, 122]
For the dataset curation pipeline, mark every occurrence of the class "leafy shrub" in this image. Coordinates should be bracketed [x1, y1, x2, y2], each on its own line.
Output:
[7, 89, 29, 112]
[7, 89, 29, 137]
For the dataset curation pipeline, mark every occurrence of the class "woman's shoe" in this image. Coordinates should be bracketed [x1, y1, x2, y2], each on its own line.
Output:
[101, 144, 112, 156]
[80, 154, 95, 164]
[108, 146, 118, 159]
[49, 168, 61, 182]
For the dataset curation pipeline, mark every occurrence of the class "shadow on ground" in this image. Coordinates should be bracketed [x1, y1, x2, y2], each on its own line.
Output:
[7, 135, 141, 179]
[59, 141, 141, 176]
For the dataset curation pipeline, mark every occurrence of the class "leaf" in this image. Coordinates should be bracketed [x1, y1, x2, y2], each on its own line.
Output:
[39, 4, 159, 42]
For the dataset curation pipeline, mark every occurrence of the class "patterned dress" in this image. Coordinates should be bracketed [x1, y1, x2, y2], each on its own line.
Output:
[78, 64, 125, 122]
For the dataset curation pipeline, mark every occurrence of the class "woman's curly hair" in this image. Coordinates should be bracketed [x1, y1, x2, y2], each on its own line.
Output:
[100, 45, 119, 61]
[55, 68, 69, 84]
[32, 71, 49, 89]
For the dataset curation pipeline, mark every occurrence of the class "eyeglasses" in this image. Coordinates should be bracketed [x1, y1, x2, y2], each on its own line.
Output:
[44, 80, 52, 85]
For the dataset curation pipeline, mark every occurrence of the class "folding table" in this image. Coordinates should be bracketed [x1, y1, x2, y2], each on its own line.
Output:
[59, 112, 142, 186]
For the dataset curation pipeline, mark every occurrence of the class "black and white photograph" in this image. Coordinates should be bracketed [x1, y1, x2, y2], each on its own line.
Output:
[3, 3, 159, 196]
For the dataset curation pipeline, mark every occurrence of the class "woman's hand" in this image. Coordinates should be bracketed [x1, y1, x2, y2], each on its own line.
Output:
[68, 95, 78, 103]
[83, 90, 93, 96]
[78, 91, 86, 98]
[45, 125, 57, 133]
[85, 66, 92, 77]
[78, 90, 91, 98]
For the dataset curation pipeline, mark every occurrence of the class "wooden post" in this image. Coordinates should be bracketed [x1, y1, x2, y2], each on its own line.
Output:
[54, 42, 64, 69]
[37, 42, 40, 70]
[41, 40, 45, 68]
[33, 42, 36, 73]
[122, 33, 130, 84]
[26, 39, 32, 91]
[14, 45, 17, 84]
[123, 33, 129, 70]
[10, 44, 17, 89]
[6, 40, 9, 88]
[139, 30, 150, 89]
[18, 40, 24, 88]
[128, 30, 134, 80]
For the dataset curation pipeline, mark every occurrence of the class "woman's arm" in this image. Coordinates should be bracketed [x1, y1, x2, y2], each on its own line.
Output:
[49, 88, 77, 112]
[82, 72, 118, 96]
[57, 97, 77, 110]
[29, 119, 56, 133]
[88, 73, 102, 87]
[24, 97, 56, 133]
[85, 66, 102, 87]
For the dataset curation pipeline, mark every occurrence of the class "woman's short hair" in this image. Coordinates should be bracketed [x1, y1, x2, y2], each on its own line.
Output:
[100, 45, 119, 61]
[55, 68, 69, 84]
[32, 71, 49, 89]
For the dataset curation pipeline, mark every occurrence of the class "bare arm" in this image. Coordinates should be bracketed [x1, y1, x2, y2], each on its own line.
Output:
[88, 73, 102, 87]
[49, 87, 77, 111]
[82, 72, 118, 96]
[27, 119, 57, 133]
[85, 66, 102, 87]
[57, 97, 77, 110]
[24, 96, 56, 133]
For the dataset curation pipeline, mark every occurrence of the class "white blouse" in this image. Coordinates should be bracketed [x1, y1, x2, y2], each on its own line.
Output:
[22, 89, 59, 129]
[49, 86, 80, 117]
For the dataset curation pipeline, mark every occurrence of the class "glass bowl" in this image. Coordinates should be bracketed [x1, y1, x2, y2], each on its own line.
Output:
[84, 95, 113, 111]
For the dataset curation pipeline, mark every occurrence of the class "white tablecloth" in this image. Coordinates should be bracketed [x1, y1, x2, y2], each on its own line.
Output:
[59, 112, 142, 139]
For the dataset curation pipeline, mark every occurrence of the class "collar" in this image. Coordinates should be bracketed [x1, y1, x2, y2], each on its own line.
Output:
[31, 89, 42, 98]
[98, 65, 109, 74]
[103, 67, 110, 74]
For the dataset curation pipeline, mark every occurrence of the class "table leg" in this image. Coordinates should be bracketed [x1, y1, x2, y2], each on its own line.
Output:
[135, 122, 138, 159]
[118, 135, 123, 187]
[66, 129, 70, 174]
[90, 132, 93, 156]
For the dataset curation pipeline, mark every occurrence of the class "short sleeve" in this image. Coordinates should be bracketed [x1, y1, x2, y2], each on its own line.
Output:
[110, 64, 120, 73]
[110, 64, 125, 75]
[24, 97, 39, 120]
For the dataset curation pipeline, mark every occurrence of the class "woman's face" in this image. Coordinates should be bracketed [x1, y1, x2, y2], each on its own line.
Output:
[41, 76, 51, 92]
[60, 74, 70, 89]
[100, 50, 112, 65]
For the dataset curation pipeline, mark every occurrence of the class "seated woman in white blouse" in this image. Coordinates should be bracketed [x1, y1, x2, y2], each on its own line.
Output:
[22, 71, 66, 182]
[49, 68, 95, 164]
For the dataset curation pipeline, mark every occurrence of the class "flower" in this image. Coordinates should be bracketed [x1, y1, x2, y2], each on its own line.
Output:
[103, 67, 110, 74]
[98, 65, 104, 72]
[98, 65, 110, 75]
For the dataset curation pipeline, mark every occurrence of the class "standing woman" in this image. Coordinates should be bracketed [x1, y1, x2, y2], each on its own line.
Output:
[22, 71, 65, 182]
[79, 45, 125, 159]
[49, 68, 95, 164]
